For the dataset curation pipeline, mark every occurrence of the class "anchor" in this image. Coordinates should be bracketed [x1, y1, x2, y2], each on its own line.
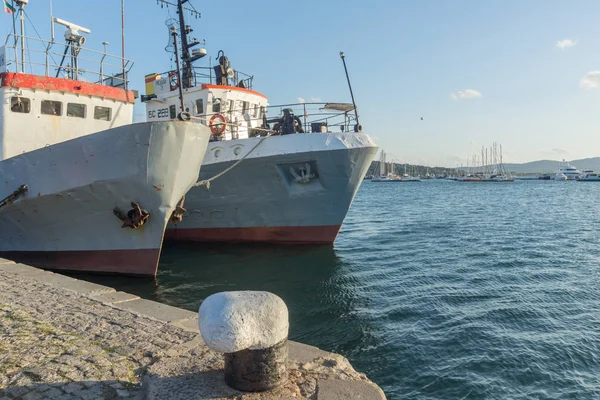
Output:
[0, 184, 28, 211]
[289, 163, 315, 184]
[113, 202, 150, 229]
[169, 196, 187, 224]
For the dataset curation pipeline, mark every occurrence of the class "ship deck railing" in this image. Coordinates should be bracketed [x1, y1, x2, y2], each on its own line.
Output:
[2, 34, 134, 89]
[266, 102, 359, 133]
[155, 67, 254, 91]
[197, 101, 360, 135]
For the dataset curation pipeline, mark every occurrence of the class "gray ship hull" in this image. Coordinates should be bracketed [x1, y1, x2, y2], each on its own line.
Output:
[0, 121, 210, 276]
[166, 132, 378, 244]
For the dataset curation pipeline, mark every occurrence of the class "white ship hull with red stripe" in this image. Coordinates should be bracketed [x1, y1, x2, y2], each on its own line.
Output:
[0, 121, 210, 276]
[165, 132, 377, 244]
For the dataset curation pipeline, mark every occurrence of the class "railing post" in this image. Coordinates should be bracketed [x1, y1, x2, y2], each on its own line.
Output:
[100, 42, 108, 85]
[45, 48, 48, 76]
[13, 36, 18, 73]
[19, 2, 25, 73]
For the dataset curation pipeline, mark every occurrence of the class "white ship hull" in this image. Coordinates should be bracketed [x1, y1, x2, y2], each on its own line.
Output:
[0, 121, 210, 276]
[165, 132, 378, 244]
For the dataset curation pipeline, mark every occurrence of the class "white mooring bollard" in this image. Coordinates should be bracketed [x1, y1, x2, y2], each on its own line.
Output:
[198, 291, 289, 392]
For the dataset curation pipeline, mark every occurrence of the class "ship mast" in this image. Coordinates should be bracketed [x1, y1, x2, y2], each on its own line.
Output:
[156, 0, 203, 88]
[175, 0, 203, 88]
[176, 0, 192, 88]
[16, 0, 27, 73]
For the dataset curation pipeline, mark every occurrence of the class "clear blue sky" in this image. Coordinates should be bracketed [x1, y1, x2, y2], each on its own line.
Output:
[6, 0, 600, 167]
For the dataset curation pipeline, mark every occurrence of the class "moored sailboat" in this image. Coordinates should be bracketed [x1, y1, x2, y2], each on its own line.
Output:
[371, 150, 402, 181]
[459, 143, 513, 182]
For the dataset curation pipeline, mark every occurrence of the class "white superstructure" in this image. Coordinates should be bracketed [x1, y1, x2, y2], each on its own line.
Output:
[576, 170, 600, 181]
[555, 160, 581, 180]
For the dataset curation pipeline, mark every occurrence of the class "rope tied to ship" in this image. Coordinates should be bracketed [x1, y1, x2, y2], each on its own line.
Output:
[188, 115, 275, 189]
[113, 202, 150, 229]
[0, 184, 28, 210]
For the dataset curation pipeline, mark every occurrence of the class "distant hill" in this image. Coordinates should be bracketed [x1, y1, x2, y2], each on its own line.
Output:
[503, 157, 600, 174]
[366, 157, 600, 177]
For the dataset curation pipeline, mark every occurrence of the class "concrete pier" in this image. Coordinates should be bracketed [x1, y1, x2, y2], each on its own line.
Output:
[0, 259, 386, 399]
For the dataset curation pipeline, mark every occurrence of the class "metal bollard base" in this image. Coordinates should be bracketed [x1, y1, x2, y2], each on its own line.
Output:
[224, 338, 288, 392]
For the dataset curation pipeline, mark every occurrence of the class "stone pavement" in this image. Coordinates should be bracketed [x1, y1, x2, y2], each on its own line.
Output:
[0, 259, 386, 399]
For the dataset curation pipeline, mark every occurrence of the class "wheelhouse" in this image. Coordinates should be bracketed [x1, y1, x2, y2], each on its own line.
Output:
[0, 16, 135, 160]
[142, 46, 360, 141]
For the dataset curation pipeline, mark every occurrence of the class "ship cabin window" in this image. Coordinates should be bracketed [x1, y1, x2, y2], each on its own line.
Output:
[253, 104, 258, 118]
[94, 106, 112, 121]
[212, 98, 221, 113]
[41, 100, 62, 116]
[260, 106, 266, 119]
[169, 105, 176, 119]
[67, 103, 86, 118]
[10, 97, 30, 113]
[196, 98, 204, 115]
[242, 101, 249, 114]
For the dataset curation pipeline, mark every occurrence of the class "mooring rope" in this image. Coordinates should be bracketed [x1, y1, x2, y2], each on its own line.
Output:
[189, 115, 275, 189]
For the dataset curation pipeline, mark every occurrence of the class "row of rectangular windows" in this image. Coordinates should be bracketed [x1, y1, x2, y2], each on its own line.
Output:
[195, 98, 264, 118]
[9, 97, 112, 121]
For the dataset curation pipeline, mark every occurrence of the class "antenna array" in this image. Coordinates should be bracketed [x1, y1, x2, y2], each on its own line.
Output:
[156, 0, 201, 19]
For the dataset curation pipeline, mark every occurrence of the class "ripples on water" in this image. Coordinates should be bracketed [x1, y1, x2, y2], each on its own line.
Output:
[86, 180, 600, 399]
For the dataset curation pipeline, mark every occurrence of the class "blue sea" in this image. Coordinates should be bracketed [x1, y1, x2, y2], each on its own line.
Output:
[88, 179, 600, 399]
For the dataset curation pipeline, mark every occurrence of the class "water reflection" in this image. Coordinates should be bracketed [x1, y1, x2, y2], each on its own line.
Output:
[70, 242, 373, 352]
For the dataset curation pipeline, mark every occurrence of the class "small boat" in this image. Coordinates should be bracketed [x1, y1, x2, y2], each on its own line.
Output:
[554, 173, 568, 181]
[483, 174, 514, 182]
[554, 160, 581, 180]
[399, 164, 421, 182]
[371, 175, 402, 182]
[372, 151, 401, 181]
[460, 143, 514, 182]
[401, 174, 422, 182]
[576, 171, 600, 181]
[459, 173, 484, 182]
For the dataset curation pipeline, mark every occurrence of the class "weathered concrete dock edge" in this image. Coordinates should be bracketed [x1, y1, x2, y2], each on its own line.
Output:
[0, 259, 386, 399]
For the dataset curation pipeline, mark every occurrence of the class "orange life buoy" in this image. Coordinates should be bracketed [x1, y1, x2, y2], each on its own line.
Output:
[168, 71, 179, 91]
[209, 113, 227, 135]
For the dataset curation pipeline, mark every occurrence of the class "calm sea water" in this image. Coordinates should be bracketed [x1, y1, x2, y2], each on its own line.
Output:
[82, 180, 600, 399]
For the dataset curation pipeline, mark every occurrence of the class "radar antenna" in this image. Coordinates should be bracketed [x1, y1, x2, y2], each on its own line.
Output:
[53, 17, 91, 80]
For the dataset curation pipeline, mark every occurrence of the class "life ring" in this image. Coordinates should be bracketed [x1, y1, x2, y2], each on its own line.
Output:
[209, 113, 227, 135]
[169, 71, 179, 91]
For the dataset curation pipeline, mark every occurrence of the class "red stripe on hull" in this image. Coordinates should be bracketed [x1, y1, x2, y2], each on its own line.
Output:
[165, 225, 342, 244]
[1, 73, 136, 104]
[0, 248, 161, 277]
